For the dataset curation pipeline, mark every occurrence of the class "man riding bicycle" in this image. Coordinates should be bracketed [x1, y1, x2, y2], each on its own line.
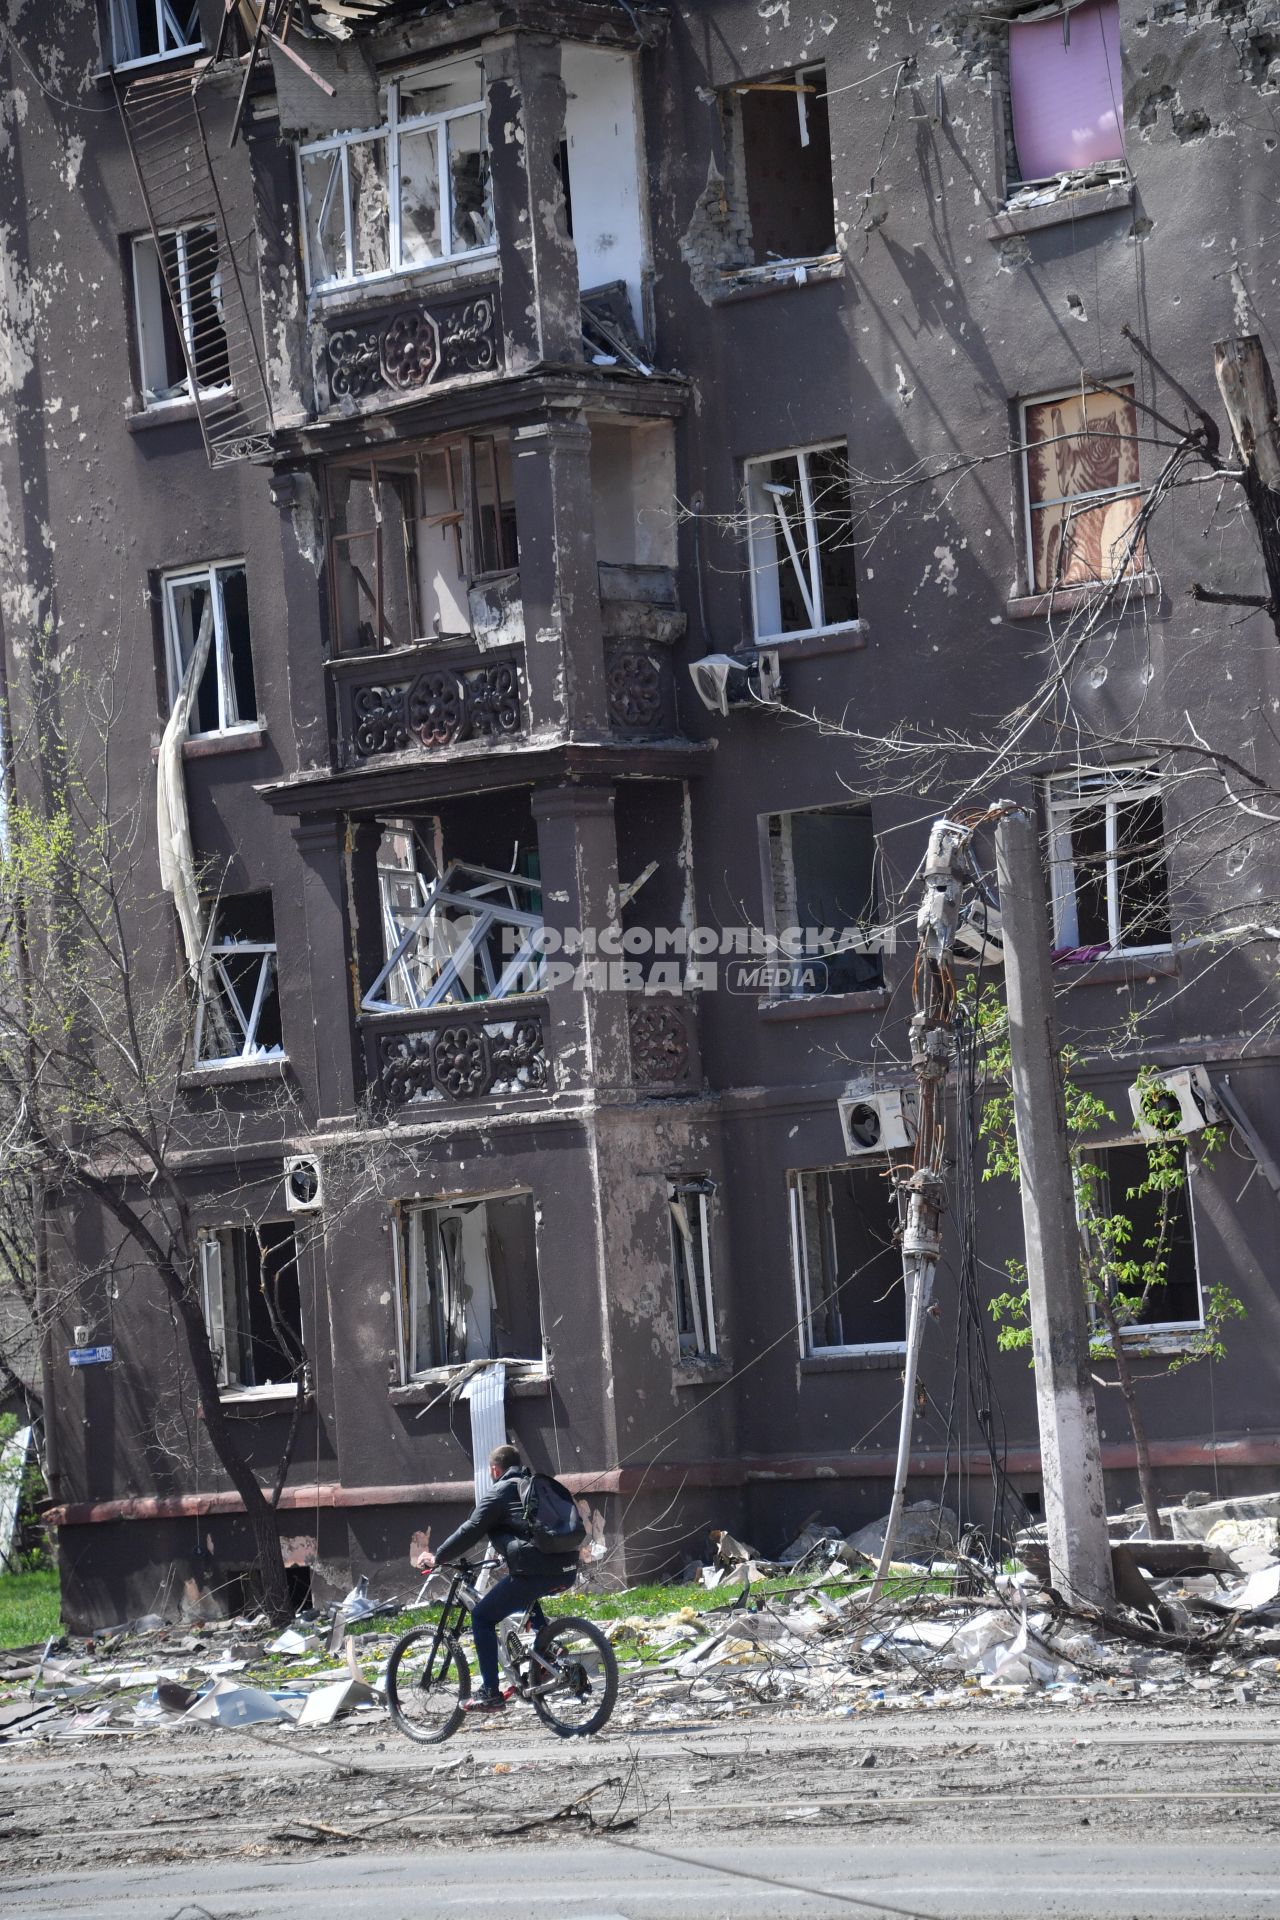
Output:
[417, 1444, 579, 1715]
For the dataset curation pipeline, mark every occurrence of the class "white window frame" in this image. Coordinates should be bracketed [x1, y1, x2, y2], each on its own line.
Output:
[199, 1228, 303, 1400]
[297, 62, 495, 294]
[161, 560, 256, 738]
[109, 0, 202, 72]
[132, 225, 232, 411]
[1019, 382, 1142, 595]
[789, 1165, 906, 1359]
[745, 441, 857, 644]
[1045, 763, 1171, 958]
[363, 860, 544, 1014]
[396, 1190, 544, 1383]
[1078, 1137, 1205, 1339]
[668, 1180, 717, 1362]
[195, 924, 284, 1067]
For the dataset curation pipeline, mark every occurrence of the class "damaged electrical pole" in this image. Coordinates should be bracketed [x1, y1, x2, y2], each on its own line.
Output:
[994, 810, 1114, 1612]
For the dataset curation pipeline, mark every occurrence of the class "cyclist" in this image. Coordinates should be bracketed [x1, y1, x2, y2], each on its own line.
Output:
[416, 1443, 580, 1715]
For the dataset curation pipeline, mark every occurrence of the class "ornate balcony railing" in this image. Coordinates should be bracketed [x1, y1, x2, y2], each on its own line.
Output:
[332, 641, 525, 767]
[316, 283, 503, 414]
[600, 564, 686, 739]
[628, 995, 698, 1093]
[363, 1001, 551, 1109]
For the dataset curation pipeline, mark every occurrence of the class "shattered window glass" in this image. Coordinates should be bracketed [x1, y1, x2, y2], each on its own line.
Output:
[1084, 1142, 1202, 1331]
[110, 0, 202, 69]
[1046, 766, 1171, 958]
[398, 125, 442, 266]
[669, 1182, 717, 1361]
[301, 147, 347, 287]
[163, 561, 257, 736]
[195, 893, 284, 1066]
[200, 1225, 303, 1394]
[746, 443, 858, 640]
[1024, 385, 1143, 593]
[401, 1193, 542, 1375]
[791, 1167, 904, 1355]
[133, 224, 230, 409]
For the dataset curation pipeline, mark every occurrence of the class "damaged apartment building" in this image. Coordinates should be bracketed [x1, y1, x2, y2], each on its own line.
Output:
[7, 0, 1280, 1623]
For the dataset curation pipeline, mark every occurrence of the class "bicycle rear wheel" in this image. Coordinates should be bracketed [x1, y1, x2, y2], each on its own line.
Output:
[530, 1616, 618, 1738]
[385, 1625, 470, 1744]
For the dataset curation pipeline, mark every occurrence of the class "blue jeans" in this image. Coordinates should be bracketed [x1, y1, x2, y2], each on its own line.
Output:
[471, 1573, 564, 1695]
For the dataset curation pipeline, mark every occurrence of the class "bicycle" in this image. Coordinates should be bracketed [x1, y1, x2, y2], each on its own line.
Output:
[385, 1557, 619, 1744]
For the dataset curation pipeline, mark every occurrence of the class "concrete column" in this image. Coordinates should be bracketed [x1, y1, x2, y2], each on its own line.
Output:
[484, 34, 581, 371]
[995, 809, 1115, 1611]
[533, 785, 632, 1096]
[290, 813, 357, 1121]
[511, 415, 608, 738]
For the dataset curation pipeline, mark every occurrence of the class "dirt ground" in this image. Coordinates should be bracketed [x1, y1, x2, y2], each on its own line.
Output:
[3, 1692, 1278, 1875]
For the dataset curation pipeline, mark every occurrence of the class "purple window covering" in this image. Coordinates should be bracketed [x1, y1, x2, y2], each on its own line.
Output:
[1009, 0, 1126, 183]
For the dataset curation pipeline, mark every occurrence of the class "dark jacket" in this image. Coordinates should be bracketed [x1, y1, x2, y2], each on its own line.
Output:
[433, 1467, 579, 1584]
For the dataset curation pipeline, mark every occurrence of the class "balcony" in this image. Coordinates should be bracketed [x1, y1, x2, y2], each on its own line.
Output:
[364, 999, 551, 1109]
[332, 636, 525, 769]
[601, 564, 685, 740]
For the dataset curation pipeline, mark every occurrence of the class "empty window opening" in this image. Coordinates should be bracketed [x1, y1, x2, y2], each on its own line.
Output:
[590, 418, 677, 570]
[669, 1179, 717, 1362]
[363, 802, 542, 1013]
[1047, 766, 1170, 958]
[1008, 0, 1125, 187]
[766, 806, 884, 997]
[790, 1165, 904, 1355]
[746, 443, 857, 640]
[729, 63, 834, 265]
[1022, 383, 1143, 594]
[199, 1222, 302, 1393]
[299, 56, 492, 292]
[1083, 1141, 1202, 1331]
[109, 0, 202, 69]
[196, 893, 284, 1066]
[327, 433, 515, 654]
[399, 1191, 543, 1377]
[162, 562, 256, 736]
[132, 224, 230, 409]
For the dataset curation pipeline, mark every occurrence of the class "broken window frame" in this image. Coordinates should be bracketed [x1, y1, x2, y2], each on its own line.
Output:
[764, 805, 886, 999]
[198, 1225, 303, 1398]
[325, 433, 515, 655]
[395, 1191, 545, 1381]
[1020, 381, 1144, 595]
[1078, 1138, 1205, 1338]
[723, 63, 837, 274]
[195, 898, 286, 1068]
[363, 856, 544, 1014]
[789, 1165, 906, 1358]
[668, 1179, 718, 1363]
[1045, 763, 1172, 958]
[108, 0, 202, 72]
[745, 442, 858, 643]
[1004, 0, 1127, 193]
[161, 560, 257, 738]
[131, 223, 232, 412]
[297, 61, 494, 294]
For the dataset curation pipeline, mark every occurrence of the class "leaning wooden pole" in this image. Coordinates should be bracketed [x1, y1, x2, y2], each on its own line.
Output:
[1214, 335, 1280, 644]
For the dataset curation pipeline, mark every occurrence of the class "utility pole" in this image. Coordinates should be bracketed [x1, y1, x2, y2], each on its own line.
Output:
[994, 810, 1114, 1611]
[1214, 334, 1280, 645]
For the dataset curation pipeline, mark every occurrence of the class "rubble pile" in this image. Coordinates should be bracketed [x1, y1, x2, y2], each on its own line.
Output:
[4, 1495, 1279, 1749]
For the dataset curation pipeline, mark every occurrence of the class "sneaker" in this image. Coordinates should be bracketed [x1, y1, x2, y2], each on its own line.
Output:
[461, 1689, 507, 1715]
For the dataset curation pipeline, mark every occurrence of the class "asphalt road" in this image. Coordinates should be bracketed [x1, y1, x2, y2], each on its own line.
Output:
[9, 1840, 1280, 1920]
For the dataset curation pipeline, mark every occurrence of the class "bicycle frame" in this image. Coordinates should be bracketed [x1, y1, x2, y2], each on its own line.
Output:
[413, 1559, 563, 1700]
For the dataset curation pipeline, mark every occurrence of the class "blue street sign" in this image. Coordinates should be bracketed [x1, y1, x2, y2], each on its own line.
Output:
[68, 1346, 113, 1367]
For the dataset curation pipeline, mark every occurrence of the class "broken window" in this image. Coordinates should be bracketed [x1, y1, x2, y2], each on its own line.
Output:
[299, 56, 493, 292]
[364, 819, 543, 1013]
[132, 224, 231, 409]
[1082, 1141, 1202, 1331]
[790, 1166, 904, 1355]
[1008, 0, 1125, 187]
[109, 0, 202, 69]
[327, 434, 515, 654]
[728, 63, 835, 266]
[162, 562, 257, 736]
[668, 1179, 717, 1362]
[746, 444, 857, 640]
[766, 806, 883, 996]
[195, 893, 285, 1066]
[199, 1224, 303, 1394]
[1046, 765, 1171, 958]
[399, 1192, 543, 1377]
[1023, 383, 1143, 593]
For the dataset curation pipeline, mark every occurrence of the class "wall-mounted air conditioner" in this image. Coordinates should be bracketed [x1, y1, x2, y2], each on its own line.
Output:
[837, 1088, 916, 1156]
[1127, 1067, 1220, 1140]
[688, 649, 782, 716]
[284, 1155, 325, 1213]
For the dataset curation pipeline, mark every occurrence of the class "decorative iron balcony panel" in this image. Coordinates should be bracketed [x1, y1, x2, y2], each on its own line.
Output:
[317, 285, 503, 413]
[628, 996, 698, 1093]
[332, 645, 525, 766]
[364, 1003, 551, 1109]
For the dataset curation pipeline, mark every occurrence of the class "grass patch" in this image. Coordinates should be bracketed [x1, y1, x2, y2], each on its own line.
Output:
[0, 1569, 62, 1650]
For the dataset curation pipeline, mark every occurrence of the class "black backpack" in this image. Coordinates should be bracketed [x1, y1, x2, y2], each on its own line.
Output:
[519, 1470, 587, 1555]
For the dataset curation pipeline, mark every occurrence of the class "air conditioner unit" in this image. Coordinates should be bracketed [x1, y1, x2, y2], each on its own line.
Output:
[953, 901, 1004, 967]
[284, 1155, 324, 1213]
[837, 1088, 917, 1156]
[1127, 1067, 1220, 1140]
[688, 649, 782, 716]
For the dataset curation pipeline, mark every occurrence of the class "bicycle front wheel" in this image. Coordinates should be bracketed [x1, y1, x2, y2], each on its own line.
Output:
[530, 1616, 618, 1738]
[385, 1625, 470, 1744]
